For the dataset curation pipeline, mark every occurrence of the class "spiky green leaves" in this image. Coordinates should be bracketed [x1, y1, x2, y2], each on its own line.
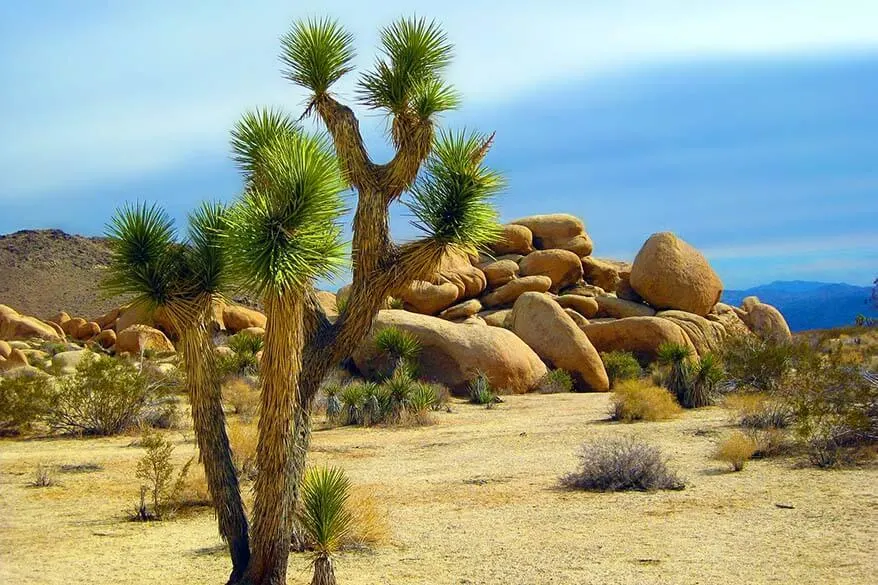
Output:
[231, 108, 300, 181]
[280, 18, 356, 96]
[407, 129, 502, 252]
[225, 129, 347, 298]
[104, 203, 179, 307]
[104, 202, 231, 310]
[299, 464, 354, 554]
[187, 201, 230, 296]
[358, 17, 456, 119]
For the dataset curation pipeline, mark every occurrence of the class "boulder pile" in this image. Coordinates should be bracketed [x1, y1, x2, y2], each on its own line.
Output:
[0, 213, 792, 391]
[345, 214, 792, 394]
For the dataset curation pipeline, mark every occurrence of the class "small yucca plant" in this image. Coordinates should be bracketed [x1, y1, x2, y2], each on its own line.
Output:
[689, 352, 724, 408]
[657, 342, 694, 408]
[374, 326, 421, 379]
[299, 465, 354, 585]
[468, 372, 496, 407]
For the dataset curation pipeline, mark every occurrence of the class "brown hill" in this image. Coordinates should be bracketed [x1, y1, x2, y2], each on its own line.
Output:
[0, 229, 128, 320]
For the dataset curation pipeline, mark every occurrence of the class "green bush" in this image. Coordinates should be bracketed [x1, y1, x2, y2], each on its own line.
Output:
[721, 335, 802, 393]
[46, 352, 175, 436]
[538, 369, 574, 393]
[601, 351, 642, 389]
[133, 431, 192, 520]
[0, 372, 53, 436]
[688, 352, 724, 408]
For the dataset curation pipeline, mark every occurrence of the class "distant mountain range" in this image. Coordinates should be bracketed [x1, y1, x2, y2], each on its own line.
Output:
[723, 280, 878, 332]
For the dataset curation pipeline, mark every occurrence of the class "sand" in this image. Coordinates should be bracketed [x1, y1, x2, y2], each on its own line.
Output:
[1, 392, 876, 584]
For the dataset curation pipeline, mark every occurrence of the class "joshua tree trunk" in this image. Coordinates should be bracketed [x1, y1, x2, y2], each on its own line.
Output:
[177, 316, 250, 584]
[244, 293, 304, 585]
[310, 553, 337, 585]
[284, 95, 449, 547]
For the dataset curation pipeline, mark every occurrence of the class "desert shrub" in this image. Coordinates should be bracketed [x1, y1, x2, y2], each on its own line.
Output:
[133, 431, 192, 520]
[601, 351, 642, 389]
[722, 338, 877, 466]
[715, 432, 757, 471]
[323, 384, 342, 422]
[538, 369, 574, 393]
[562, 437, 684, 491]
[227, 420, 258, 481]
[332, 371, 440, 427]
[688, 352, 724, 408]
[374, 326, 421, 379]
[0, 372, 53, 435]
[46, 352, 175, 436]
[610, 379, 681, 422]
[468, 371, 496, 407]
[29, 463, 57, 487]
[227, 331, 264, 355]
[387, 297, 405, 310]
[746, 427, 789, 458]
[299, 465, 354, 585]
[721, 335, 801, 393]
[223, 377, 259, 418]
[782, 357, 878, 466]
[724, 393, 792, 430]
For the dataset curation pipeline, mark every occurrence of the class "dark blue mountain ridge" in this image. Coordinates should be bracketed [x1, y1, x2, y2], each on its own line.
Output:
[723, 280, 877, 332]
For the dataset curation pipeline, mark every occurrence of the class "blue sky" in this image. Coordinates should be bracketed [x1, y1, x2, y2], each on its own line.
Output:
[1, 1, 877, 289]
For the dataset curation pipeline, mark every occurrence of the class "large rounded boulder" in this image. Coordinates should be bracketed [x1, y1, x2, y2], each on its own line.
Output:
[490, 224, 534, 256]
[401, 280, 460, 315]
[480, 259, 520, 289]
[509, 292, 609, 391]
[116, 325, 175, 355]
[581, 257, 632, 293]
[510, 214, 593, 256]
[519, 249, 583, 292]
[580, 316, 696, 362]
[353, 310, 547, 395]
[629, 232, 723, 316]
[435, 252, 486, 300]
[595, 296, 655, 319]
[0, 305, 62, 342]
[740, 298, 792, 342]
[481, 275, 552, 308]
[223, 304, 267, 333]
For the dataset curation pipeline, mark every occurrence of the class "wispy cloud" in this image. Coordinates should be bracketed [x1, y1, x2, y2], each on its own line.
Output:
[3, 0, 878, 196]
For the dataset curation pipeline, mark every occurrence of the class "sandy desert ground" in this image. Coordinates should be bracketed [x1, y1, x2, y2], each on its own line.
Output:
[1, 392, 876, 585]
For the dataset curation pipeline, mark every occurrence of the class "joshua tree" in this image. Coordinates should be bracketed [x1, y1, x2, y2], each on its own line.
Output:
[223, 16, 502, 583]
[224, 125, 347, 585]
[104, 203, 250, 582]
[299, 465, 355, 585]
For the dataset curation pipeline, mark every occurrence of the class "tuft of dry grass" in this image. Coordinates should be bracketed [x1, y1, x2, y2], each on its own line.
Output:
[222, 378, 259, 419]
[343, 486, 391, 550]
[610, 379, 682, 423]
[227, 419, 258, 481]
[29, 463, 57, 488]
[715, 432, 757, 472]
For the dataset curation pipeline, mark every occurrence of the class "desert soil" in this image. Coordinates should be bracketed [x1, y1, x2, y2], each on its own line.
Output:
[1, 392, 876, 585]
